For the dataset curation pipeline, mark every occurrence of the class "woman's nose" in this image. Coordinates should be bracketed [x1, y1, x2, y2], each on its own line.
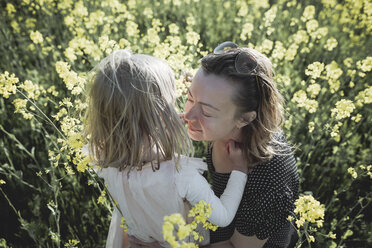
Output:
[184, 105, 198, 121]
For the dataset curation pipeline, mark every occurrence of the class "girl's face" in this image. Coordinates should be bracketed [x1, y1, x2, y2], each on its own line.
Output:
[184, 69, 242, 142]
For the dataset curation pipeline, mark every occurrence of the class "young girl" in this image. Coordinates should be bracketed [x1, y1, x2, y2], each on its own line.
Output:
[84, 49, 248, 247]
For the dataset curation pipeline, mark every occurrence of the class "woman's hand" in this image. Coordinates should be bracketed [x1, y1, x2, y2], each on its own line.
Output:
[225, 140, 249, 174]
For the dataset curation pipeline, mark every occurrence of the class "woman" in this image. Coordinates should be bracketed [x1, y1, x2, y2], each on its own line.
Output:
[183, 42, 299, 248]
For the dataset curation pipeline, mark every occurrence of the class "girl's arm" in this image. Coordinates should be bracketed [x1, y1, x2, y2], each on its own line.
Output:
[177, 140, 247, 227]
[182, 169, 246, 227]
[176, 155, 247, 228]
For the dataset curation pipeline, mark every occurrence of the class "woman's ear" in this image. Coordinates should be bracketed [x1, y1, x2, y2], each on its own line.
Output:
[236, 111, 257, 128]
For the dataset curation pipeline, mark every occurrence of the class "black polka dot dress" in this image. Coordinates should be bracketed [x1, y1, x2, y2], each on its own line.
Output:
[207, 134, 299, 248]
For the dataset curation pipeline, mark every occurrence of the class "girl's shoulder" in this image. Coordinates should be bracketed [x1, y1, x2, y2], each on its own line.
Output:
[95, 155, 207, 180]
[176, 155, 207, 174]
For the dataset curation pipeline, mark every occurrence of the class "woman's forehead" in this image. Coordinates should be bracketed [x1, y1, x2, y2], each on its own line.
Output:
[191, 69, 235, 109]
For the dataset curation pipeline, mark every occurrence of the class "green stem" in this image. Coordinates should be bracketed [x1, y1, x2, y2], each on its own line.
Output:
[0, 124, 39, 166]
[16, 89, 66, 139]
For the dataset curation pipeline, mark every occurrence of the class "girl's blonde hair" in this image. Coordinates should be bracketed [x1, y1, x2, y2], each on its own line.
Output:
[201, 47, 286, 166]
[85, 49, 193, 171]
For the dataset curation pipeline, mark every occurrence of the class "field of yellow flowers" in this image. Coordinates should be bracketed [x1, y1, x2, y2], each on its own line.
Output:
[0, 0, 371, 247]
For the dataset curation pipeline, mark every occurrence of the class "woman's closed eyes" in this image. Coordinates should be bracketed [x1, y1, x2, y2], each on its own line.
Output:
[187, 94, 213, 118]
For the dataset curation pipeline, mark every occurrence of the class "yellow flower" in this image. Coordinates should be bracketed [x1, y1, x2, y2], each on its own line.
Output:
[186, 15, 196, 26]
[344, 58, 353, 68]
[294, 195, 325, 226]
[126, 20, 139, 37]
[325, 61, 343, 81]
[120, 217, 128, 232]
[328, 232, 337, 239]
[285, 43, 299, 61]
[263, 6, 277, 27]
[295, 218, 305, 228]
[347, 167, 357, 179]
[307, 83, 321, 98]
[321, 0, 337, 8]
[6, 3, 16, 17]
[351, 113, 362, 123]
[64, 47, 77, 62]
[309, 235, 315, 243]
[259, 39, 274, 54]
[76, 154, 91, 172]
[169, 23, 180, 34]
[67, 133, 84, 150]
[355, 86, 372, 106]
[186, 31, 200, 46]
[331, 99, 355, 120]
[291, 90, 319, 113]
[12, 99, 33, 119]
[292, 30, 309, 44]
[330, 122, 342, 141]
[163, 201, 217, 246]
[305, 62, 324, 79]
[12, 98, 27, 112]
[356, 56, 372, 72]
[0, 180, 6, 185]
[55, 61, 86, 94]
[0, 71, 19, 98]
[240, 23, 254, 41]
[313, 27, 328, 39]
[30, 31, 44, 44]
[324, 37, 338, 51]
[306, 19, 319, 33]
[58, 0, 74, 10]
[143, 7, 153, 18]
[177, 225, 192, 240]
[301, 5, 315, 22]
[97, 190, 106, 205]
[272, 41, 285, 61]
[72, 1, 88, 17]
[19, 80, 41, 100]
[308, 122, 315, 133]
[64, 239, 80, 248]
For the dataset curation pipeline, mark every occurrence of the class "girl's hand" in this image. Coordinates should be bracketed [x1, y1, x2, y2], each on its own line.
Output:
[225, 140, 248, 174]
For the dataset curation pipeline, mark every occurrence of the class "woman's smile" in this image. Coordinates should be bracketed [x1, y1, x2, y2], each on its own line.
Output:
[187, 123, 202, 132]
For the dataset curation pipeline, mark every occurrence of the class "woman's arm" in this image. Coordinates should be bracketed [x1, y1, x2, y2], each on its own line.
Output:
[230, 229, 267, 248]
[206, 240, 235, 248]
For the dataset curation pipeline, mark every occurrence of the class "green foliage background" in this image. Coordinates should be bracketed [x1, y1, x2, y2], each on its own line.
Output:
[0, 0, 371, 247]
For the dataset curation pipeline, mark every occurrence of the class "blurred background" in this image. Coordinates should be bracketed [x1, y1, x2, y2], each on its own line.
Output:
[0, 0, 371, 247]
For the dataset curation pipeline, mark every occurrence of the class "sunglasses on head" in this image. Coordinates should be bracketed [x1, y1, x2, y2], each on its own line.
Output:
[214, 41, 262, 112]
[213, 41, 259, 75]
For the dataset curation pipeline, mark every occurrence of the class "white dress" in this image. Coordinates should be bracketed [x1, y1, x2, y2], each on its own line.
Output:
[97, 155, 247, 248]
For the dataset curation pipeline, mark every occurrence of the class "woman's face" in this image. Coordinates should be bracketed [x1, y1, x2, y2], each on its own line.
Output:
[184, 68, 242, 142]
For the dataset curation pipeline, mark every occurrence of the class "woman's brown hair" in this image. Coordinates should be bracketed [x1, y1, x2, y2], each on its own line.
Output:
[201, 47, 286, 166]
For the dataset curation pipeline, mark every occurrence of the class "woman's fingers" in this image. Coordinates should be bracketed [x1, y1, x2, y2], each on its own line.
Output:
[227, 140, 241, 155]
[226, 140, 248, 173]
